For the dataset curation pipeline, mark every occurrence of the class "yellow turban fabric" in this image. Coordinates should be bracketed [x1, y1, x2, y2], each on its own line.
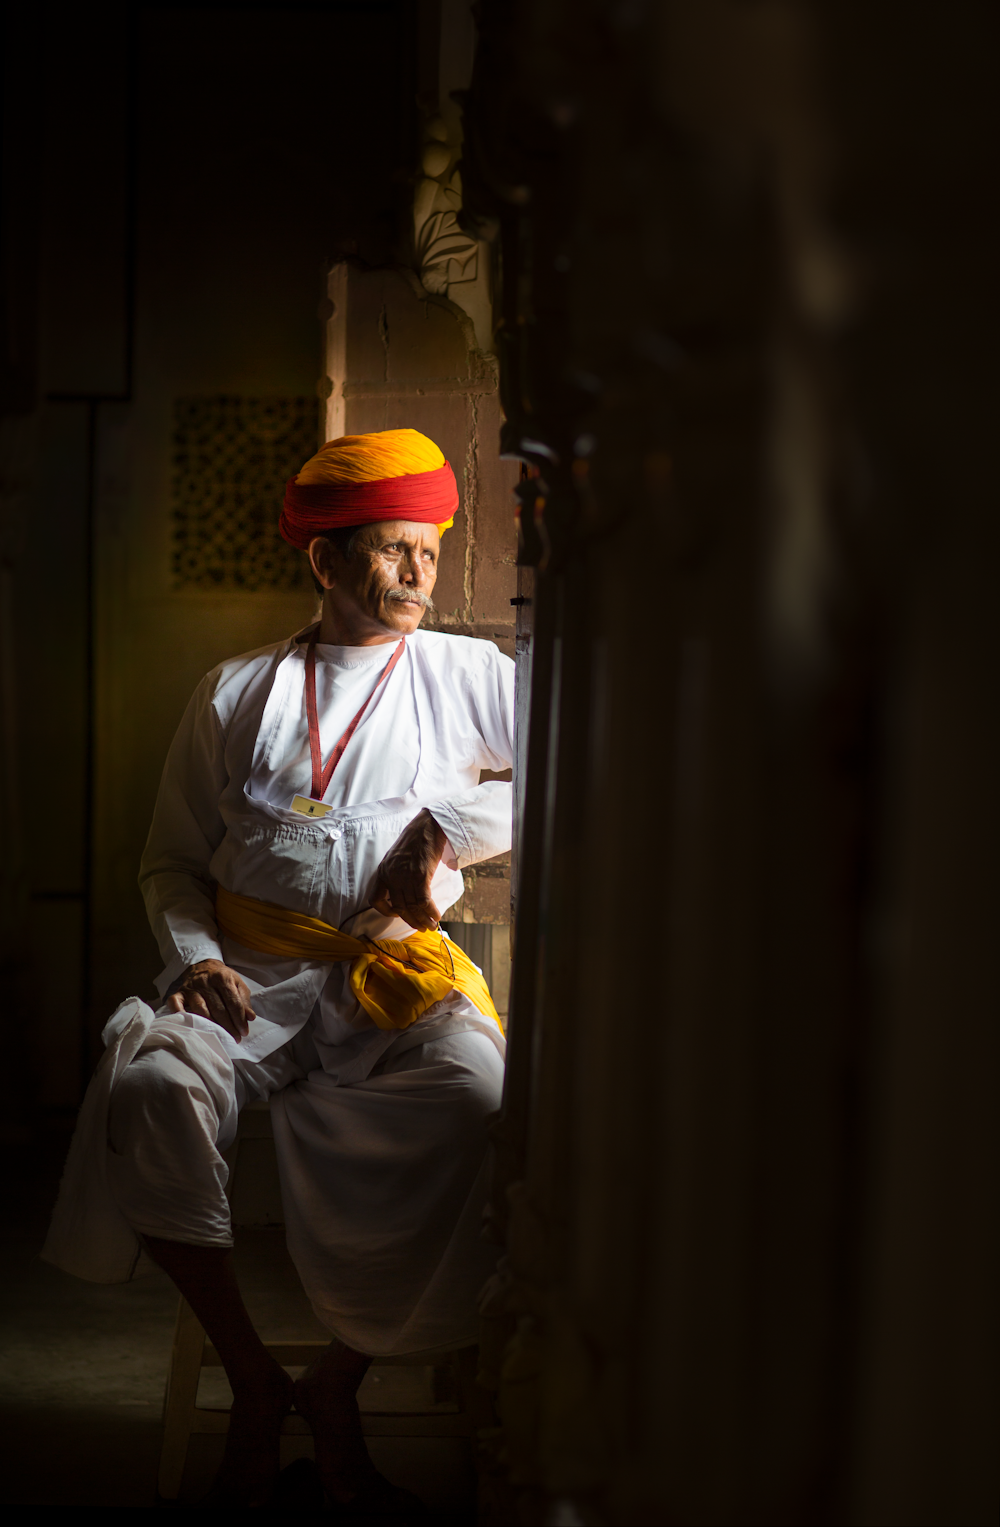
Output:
[280, 429, 457, 547]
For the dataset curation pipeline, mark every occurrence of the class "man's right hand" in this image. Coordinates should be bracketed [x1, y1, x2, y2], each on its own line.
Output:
[166, 959, 256, 1043]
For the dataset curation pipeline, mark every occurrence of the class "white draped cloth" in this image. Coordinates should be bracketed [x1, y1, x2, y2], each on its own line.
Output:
[43, 626, 513, 1355]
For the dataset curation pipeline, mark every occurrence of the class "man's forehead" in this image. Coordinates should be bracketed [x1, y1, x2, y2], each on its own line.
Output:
[359, 520, 441, 545]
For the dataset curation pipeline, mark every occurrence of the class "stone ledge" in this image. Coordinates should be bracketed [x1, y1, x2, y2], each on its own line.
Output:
[442, 851, 511, 924]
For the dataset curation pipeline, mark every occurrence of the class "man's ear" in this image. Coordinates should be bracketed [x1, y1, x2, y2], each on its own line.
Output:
[307, 536, 337, 590]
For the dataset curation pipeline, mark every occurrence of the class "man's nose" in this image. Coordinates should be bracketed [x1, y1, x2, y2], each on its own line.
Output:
[401, 549, 428, 584]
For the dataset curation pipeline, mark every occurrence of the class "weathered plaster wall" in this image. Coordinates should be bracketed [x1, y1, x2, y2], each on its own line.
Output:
[325, 264, 517, 655]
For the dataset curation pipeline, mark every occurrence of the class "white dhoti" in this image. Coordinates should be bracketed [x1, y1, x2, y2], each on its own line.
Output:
[105, 1014, 504, 1355]
[45, 627, 516, 1356]
[103, 1013, 500, 1362]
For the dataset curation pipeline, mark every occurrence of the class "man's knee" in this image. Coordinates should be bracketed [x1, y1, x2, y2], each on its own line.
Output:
[106, 1047, 235, 1243]
[108, 1049, 218, 1155]
[445, 1037, 505, 1134]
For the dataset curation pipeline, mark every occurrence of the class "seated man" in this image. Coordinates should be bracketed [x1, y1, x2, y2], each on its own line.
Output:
[44, 428, 512, 1509]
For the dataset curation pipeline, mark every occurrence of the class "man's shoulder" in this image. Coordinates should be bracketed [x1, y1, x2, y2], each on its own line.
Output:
[411, 627, 512, 676]
[201, 631, 304, 711]
[207, 636, 290, 684]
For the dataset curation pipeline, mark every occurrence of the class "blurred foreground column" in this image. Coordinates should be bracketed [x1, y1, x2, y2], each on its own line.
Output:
[460, 2, 997, 1523]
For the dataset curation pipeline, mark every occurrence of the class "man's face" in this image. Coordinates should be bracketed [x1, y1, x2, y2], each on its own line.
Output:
[309, 520, 440, 639]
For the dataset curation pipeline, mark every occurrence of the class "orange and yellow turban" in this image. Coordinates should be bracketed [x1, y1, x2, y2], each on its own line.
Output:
[279, 429, 458, 549]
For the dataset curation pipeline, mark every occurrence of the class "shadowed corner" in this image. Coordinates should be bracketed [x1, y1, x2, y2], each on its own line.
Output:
[0, 1113, 478, 1517]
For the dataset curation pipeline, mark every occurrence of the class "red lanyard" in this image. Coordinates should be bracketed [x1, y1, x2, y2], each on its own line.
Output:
[304, 636, 406, 803]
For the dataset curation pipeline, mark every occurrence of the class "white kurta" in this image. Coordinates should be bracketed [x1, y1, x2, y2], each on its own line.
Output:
[142, 626, 514, 1076]
[44, 626, 514, 1354]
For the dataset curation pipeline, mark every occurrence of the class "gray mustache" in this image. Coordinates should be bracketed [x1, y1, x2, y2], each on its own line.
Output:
[385, 587, 435, 613]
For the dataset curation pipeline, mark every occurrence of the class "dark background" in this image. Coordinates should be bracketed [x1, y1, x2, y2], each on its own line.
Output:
[1, 0, 422, 1115]
[1, 3, 996, 1520]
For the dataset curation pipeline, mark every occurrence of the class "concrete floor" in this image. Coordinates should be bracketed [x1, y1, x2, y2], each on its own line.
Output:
[0, 1119, 477, 1515]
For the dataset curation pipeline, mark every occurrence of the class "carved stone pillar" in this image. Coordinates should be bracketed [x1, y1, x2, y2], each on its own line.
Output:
[414, 0, 493, 353]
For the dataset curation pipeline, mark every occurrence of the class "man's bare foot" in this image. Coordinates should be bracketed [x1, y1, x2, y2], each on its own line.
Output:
[206, 1361, 294, 1507]
[293, 1362, 378, 1505]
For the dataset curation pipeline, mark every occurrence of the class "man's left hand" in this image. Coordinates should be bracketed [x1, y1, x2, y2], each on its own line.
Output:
[372, 808, 448, 931]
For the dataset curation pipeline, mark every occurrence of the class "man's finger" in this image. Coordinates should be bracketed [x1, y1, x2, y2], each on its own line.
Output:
[212, 975, 249, 1035]
[201, 984, 233, 1029]
[396, 900, 442, 932]
[199, 991, 241, 1041]
[233, 976, 255, 1011]
[223, 1001, 247, 1038]
[403, 895, 442, 925]
[406, 906, 438, 930]
[229, 975, 256, 1026]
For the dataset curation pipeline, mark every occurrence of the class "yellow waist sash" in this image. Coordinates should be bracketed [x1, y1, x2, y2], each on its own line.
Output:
[215, 885, 501, 1035]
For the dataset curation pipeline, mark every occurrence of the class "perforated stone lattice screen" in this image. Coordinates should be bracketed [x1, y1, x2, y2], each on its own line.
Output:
[172, 396, 318, 590]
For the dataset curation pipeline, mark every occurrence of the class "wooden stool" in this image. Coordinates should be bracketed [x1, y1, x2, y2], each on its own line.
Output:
[156, 1100, 493, 1501]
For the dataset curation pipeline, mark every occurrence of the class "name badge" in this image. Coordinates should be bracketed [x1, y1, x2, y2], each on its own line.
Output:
[291, 795, 333, 819]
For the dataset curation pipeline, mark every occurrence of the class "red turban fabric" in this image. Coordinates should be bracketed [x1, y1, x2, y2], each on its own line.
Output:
[279, 462, 459, 550]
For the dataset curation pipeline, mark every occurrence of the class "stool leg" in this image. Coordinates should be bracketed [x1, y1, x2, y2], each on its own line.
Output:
[454, 1345, 495, 1432]
[157, 1296, 206, 1500]
[454, 1347, 504, 1525]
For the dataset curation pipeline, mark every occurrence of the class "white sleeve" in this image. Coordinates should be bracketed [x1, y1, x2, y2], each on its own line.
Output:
[428, 780, 513, 869]
[138, 675, 229, 993]
[425, 647, 514, 869]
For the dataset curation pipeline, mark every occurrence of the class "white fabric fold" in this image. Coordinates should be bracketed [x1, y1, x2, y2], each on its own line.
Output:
[42, 997, 157, 1282]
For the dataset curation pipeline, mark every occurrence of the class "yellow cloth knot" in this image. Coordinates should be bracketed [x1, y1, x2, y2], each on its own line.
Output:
[215, 885, 501, 1034]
